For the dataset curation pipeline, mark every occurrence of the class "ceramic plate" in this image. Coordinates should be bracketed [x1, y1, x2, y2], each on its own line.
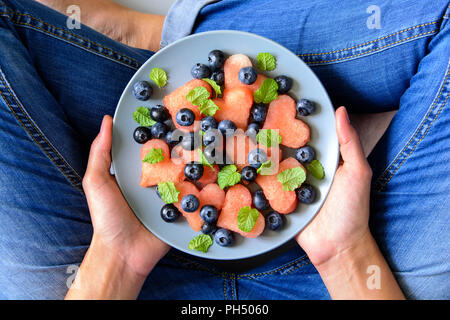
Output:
[112, 30, 339, 260]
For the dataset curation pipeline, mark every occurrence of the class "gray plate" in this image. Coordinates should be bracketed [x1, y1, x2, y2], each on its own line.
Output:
[112, 30, 339, 260]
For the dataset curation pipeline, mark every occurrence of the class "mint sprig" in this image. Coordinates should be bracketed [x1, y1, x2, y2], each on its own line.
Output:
[256, 129, 282, 147]
[237, 206, 260, 233]
[157, 181, 180, 204]
[217, 165, 241, 189]
[277, 167, 306, 191]
[306, 159, 325, 179]
[142, 148, 164, 164]
[186, 86, 210, 106]
[257, 52, 276, 71]
[188, 234, 213, 253]
[202, 78, 222, 97]
[254, 78, 278, 104]
[257, 160, 273, 175]
[149, 68, 167, 87]
[198, 99, 220, 117]
[197, 149, 214, 169]
[133, 106, 156, 127]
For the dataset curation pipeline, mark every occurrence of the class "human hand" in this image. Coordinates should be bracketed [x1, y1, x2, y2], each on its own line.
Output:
[296, 106, 373, 267]
[82, 115, 169, 279]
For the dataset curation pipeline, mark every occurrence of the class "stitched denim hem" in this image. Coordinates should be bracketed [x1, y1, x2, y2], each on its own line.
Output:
[0, 68, 83, 192]
[0, 7, 141, 71]
[374, 61, 450, 192]
[299, 21, 439, 66]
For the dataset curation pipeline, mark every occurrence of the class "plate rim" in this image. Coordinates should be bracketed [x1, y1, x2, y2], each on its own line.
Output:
[112, 30, 340, 260]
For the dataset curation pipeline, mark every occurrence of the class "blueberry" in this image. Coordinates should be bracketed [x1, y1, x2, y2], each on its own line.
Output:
[296, 184, 316, 204]
[296, 99, 315, 116]
[250, 103, 267, 123]
[266, 211, 284, 230]
[295, 146, 315, 164]
[181, 194, 200, 212]
[253, 190, 269, 210]
[214, 228, 234, 247]
[211, 70, 225, 86]
[241, 166, 257, 182]
[133, 126, 152, 144]
[246, 122, 260, 139]
[176, 108, 195, 126]
[151, 122, 169, 139]
[218, 120, 237, 137]
[208, 50, 225, 70]
[184, 162, 204, 181]
[181, 131, 201, 150]
[191, 63, 211, 79]
[166, 130, 183, 147]
[274, 75, 293, 94]
[150, 105, 169, 122]
[200, 205, 219, 223]
[132, 81, 152, 101]
[247, 148, 268, 168]
[201, 116, 218, 132]
[160, 204, 180, 223]
[201, 222, 218, 235]
[239, 66, 257, 85]
[202, 129, 219, 146]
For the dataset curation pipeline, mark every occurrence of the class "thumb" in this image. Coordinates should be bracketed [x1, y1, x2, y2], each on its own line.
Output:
[85, 115, 113, 182]
[335, 106, 366, 168]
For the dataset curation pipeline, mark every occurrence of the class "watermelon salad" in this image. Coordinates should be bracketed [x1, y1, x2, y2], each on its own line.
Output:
[130, 50, 325, 253]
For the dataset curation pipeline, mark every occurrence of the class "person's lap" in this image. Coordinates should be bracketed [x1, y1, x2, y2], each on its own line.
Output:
[0, 0, 448, 299]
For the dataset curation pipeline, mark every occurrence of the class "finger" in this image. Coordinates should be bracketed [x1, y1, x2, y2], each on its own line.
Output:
[335, 106, 366, 168]
[86, 115, 113, 178]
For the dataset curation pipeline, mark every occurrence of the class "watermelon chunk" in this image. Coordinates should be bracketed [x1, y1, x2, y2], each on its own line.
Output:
[217, 184, 265, 238]
[224, 54, 267, 92]
[262, 95, 310, 148]
[163, 79, 212, 131]
[255, 157, 304, 214]
[213, 86, 254, 130]
[140, 139, 185, 187]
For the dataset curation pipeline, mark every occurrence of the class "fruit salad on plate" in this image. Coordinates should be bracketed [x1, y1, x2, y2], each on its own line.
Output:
[130, 50, 325, 253]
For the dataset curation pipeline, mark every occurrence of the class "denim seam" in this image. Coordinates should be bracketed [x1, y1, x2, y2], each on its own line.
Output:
[374, 61, 450, 192]
[0, 8, 141, 70]
[0, 68, 83, 192]
[236, 255, 309, 279]
[298, 21, 438, 58]
[302, 29, 437, 66]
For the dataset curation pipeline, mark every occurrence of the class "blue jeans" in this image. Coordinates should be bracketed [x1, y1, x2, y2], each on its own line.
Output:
[0, 0, 448, 299]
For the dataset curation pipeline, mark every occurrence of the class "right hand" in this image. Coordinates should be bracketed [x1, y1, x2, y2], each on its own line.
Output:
[296, 106, 373, 267]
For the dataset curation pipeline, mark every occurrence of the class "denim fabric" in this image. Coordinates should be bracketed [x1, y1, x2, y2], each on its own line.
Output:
[0, 0, 449, 299]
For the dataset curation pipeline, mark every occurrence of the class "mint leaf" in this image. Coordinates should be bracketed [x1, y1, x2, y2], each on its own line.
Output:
[198, 99, 220, 116]
[257, 52, 276, 71]
[202, 78, 222, 97]
[277, 167, 306, 191]
[254, 78, 278, 104]
[197, 149, 213, 169]
[217, 165, 241, 189]
[257, 160, 273, 175]
[256, 129, 282, 147]
[133, 107, 156, 127]
[149, 67, 167, 87]
[157, 181, 180, 204]
[306, 159, 325, 179]
[237, 206, 260, 233]
[142, 148, 164, 164]
[186, 86, 210, 106]
[188, 234, 213, 253]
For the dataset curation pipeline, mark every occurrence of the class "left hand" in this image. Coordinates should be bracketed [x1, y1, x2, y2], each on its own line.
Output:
[83, 115, 169, 279]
